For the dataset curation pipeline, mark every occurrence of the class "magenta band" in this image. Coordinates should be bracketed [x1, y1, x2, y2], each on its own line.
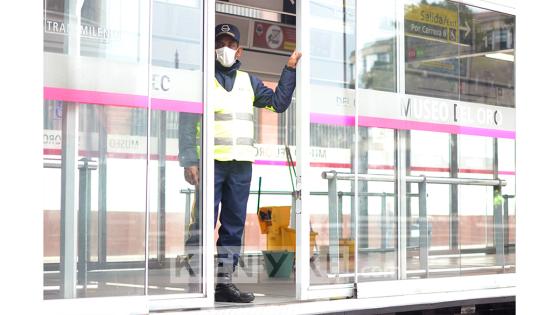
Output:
[456, 125, 516, 139]
[498, 171, 516, 176]
[151, 98, 204, 113]
[254, 160, 290, 166]
[44, 87, 148, 108]
[358, 116, 516, 139]
[44, 87, 204, 114]
[310, 113, 515, 139]
[310, 113, 355, 126]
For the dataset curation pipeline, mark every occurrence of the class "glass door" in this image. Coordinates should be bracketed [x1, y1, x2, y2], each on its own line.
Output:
[295, 0, 357, 300]
[355, 0, 516, 299]
[295, 0, 515, 301]
[43, 0, 215, 312]
[147, 0, 214, 310]
[43, 0, 152, 304]
[355, 0, 399, 284]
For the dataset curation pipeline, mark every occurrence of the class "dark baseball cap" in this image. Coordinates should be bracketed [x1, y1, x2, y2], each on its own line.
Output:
[215, 23, 240, 43]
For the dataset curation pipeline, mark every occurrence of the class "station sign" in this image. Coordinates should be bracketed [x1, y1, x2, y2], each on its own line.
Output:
[309, 85, 514, 137]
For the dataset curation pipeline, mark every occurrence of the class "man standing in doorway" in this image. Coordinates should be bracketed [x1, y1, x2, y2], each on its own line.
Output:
[179, 23, 301, 303]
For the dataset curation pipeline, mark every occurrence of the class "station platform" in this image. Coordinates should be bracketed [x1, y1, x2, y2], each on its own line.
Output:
[154, 288, 515, 314]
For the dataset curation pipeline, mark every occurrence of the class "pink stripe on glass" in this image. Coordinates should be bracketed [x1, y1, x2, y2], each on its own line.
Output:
[358, 116, 516, 139]
[151, 98, 204, 114]
[254, 160, 290, 166]
[44, 87, 148, 108]
[310, 113, 515, 139]
[310, 113, 355, 126]
[44, 87, 204, 114]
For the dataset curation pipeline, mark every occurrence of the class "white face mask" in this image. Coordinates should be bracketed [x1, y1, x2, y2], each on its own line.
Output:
[215, 47, 237, 67]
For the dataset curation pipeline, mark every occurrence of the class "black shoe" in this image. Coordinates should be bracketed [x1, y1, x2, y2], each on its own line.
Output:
[215, 283, 255, 303]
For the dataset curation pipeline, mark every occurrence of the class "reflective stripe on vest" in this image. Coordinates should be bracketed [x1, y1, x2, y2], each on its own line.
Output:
[215, 112, 254, 121]
[214, 70, 256, 162]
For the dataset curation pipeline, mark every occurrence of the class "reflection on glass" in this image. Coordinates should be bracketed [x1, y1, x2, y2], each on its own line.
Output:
[458, 5, 515, 107]
[407, 131, 457, 278]
[44, 0, 149, 62]
[310, 0, 356, 88]
[458, 135, 493, 179]
[43, 0, 150, 299]
[404, 0, 459, 100]
[456, 135, 497, 276]
[498, 138, 515, 272]
[354, 1, 399, 282]
[148, 0, 203, 295]
[43, 103, 149, 299]
[357, 127, 397, 282]
[309, 0, 356, 285]
[357, 0, 397, 92]
[458, 185, 499, 275]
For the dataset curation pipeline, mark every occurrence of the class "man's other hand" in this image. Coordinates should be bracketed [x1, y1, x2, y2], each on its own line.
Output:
[287, 51, 302, 69]
[184, 166, 199, 185]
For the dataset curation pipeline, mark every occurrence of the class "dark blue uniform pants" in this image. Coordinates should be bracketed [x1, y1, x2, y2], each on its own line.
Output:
[184, 160, 252, 274]
[214, 160, 252, 272]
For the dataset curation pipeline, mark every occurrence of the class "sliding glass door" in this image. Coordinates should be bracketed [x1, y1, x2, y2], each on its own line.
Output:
[43, 0, 214, 312]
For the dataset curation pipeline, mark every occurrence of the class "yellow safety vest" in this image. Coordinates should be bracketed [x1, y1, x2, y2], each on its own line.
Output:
[213, 70, 256, 162]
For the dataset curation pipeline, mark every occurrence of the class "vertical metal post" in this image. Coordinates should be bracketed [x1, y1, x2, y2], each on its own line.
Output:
[418, 181, 428, 276]
[396, 130, 408, 280]
[338, 192, 344, 239]
[349, 191, 356, 244]
[60, 0, 83, 298]
[184, 189, 192, 252]
[98, 108, 108, 265]
[144, 0, 154, 296]
[157, 111, 167, 262]
[493, 186, 505, 268]
[357, 129, 368, 249]
[353, 3, 362, 285]
[396, 0, 408, 279]
[60, 103, 79, 299]
[450, 134, 459, 250]
[291, 192, 297, 229]
[404, 131, 411, 245]
[296, 0, 311, 300]
[381, 193, 387, 249]
[493, 139, 504, 268]
[77, 158, 91, 295]
[202, 0, 216, 301]
[328, 175, 340, 274]
[503, 195, 510, 253]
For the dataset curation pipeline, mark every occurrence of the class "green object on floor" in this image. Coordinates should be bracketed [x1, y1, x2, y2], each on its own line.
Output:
[263, 250, 294, 278]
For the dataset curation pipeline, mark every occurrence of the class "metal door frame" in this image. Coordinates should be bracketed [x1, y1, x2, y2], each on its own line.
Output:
[295, 0, 516, 302]
[356, 0, 516, 301]
[294, 0, 355, 300]
[148, 0, 215, 309]
[42, 0, 215, 313]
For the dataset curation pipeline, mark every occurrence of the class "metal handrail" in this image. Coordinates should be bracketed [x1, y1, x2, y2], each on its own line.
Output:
[322, 171, 506, 187]
[181, 189, 406, 198]
[43, 157, 98, 170]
